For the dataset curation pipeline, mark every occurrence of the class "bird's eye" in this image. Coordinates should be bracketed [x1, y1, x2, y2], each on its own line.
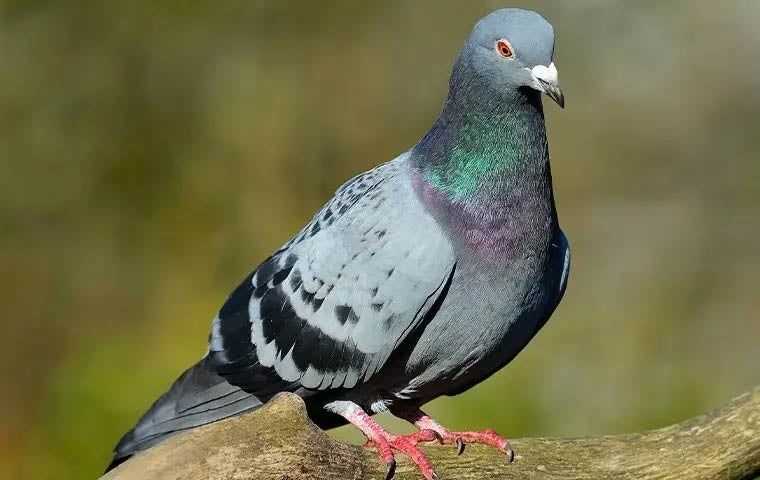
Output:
[495, 39, 513, 59]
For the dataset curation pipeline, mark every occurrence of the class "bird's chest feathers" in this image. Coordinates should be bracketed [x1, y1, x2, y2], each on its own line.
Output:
[413, 164, 554, 264]
[457, 194, 553, 262]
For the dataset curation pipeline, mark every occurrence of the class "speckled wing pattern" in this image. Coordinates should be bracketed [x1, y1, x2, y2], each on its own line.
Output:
[209, 157, 456, 392]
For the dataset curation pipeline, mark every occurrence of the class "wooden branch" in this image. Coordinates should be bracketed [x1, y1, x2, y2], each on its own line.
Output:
[103, 386, 760, 480]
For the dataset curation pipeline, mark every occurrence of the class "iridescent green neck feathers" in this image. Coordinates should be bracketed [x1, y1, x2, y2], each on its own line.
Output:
[412, 55, 551, 203]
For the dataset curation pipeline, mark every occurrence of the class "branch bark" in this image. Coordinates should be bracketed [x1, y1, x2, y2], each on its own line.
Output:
[103, 386, 760, 480]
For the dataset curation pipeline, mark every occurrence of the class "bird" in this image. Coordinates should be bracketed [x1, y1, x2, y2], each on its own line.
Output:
[107, 8, 570, 480]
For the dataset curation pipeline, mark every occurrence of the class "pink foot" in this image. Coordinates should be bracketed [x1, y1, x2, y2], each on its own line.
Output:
[435, 428, 514, 461]
[337, 403, 440, 480]
[365, 429, 441, 480]
[393, 406, 515, 462]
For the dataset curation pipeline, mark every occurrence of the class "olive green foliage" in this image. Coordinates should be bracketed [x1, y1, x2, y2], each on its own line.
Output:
[1, 2, 758, 478]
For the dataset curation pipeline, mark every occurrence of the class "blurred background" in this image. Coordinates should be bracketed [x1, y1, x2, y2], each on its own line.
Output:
[2, 1, 759, 478]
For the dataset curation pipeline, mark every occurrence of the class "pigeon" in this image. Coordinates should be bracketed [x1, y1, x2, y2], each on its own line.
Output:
[108, 8, 569, 480]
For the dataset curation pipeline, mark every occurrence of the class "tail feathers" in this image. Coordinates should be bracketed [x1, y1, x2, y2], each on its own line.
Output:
[107, 356, 263, 472]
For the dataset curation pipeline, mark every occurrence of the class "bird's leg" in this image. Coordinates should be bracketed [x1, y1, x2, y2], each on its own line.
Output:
[390, 405, 515, 462]
[326, 401, 439, 480]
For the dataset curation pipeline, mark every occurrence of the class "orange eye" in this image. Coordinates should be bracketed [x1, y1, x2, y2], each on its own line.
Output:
[495, 39, 513, 59]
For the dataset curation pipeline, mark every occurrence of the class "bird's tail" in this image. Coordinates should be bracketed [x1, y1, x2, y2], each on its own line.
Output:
[106, 355, 264, 472]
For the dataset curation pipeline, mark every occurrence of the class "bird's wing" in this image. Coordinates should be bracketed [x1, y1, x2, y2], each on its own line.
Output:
[208, 157, 456, 391]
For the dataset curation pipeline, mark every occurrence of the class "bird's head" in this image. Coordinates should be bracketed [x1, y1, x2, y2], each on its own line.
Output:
[463, 8, 564, 108]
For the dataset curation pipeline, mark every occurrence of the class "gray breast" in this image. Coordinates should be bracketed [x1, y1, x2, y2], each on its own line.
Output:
[383, 227, 570, 401]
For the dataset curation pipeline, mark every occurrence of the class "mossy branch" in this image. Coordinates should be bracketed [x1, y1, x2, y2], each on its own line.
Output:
[103, 386, 760, 480]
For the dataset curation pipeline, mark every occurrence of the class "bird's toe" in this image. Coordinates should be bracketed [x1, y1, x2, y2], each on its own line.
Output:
[505, 446, 515, 463]
[384, 458, 397, 480]
[455, 437, 465, 455]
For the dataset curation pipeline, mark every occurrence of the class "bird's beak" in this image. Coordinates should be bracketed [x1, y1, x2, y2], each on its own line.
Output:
[529, 62, 564, 108]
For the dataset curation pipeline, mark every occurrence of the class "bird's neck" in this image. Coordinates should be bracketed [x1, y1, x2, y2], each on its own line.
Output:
[410, 58, 558, 258]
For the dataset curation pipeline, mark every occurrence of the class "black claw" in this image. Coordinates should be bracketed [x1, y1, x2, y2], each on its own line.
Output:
[431, 430, 444, 444]
[505, 447, 515, 463]
[430, 472, 439, 480]
[384, 459, 397, 480]
[456, 438, 465, 455]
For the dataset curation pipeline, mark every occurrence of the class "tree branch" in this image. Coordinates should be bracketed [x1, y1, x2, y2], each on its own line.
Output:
[103, 386, 760, 480]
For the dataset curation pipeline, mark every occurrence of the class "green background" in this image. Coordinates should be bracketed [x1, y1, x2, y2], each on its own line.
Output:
[1, 1, 758, 478]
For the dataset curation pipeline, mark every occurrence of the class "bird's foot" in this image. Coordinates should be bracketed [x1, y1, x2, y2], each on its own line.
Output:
[394, 407, 515, 462]
[433, 428, 514, 461]
[364, 429, 440, 480]
[335, 402, 439, 479]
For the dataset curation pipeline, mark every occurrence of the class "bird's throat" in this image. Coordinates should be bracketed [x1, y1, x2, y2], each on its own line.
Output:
[410, 84, 557, 259]
[414, 42, 553, 192]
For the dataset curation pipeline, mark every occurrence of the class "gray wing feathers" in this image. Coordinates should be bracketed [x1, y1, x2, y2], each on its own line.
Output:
[110, 357, 262, 468]
[220, 155, 456, 392]
[113, 156, 455, 470]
